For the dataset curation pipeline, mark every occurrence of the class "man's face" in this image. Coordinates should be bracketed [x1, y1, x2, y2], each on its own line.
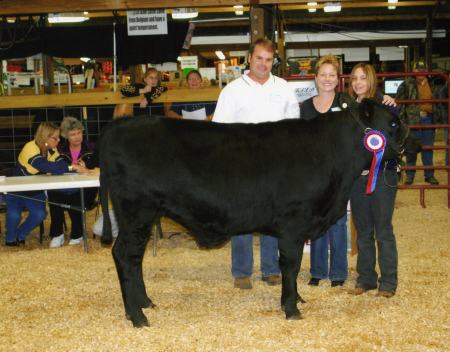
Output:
[414, 67, 427, 83]
[248, 45, 274, 82]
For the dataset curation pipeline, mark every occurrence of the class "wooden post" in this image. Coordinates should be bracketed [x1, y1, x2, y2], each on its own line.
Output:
[276, 7, 286, 77]
[250, 6, 265, 44]
[42, 54, 54, 94]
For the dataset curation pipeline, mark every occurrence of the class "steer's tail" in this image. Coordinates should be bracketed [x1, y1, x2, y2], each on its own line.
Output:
[100, 170, 113, 246]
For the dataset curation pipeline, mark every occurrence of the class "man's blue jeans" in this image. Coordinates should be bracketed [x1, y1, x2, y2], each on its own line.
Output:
[310, 214, 348, 281]
[406, 115, 435, 179]
[5, 192, 47, 243]
[231, 234, 280, 278]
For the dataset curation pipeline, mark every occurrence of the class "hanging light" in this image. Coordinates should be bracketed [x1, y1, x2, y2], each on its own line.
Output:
[323, 2, 342, 13]
[172, 8, 199, 20]
[215, 51, 226, 60]
[307, 2, 318, 13]
[48, 13, 89, 23]
[388, 0, 398, 10]
[234, 5, 244, 16]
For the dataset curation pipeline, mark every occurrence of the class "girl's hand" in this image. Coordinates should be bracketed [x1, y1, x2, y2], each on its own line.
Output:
[382, 95, 397, 107]
[140, 97, 148, 108]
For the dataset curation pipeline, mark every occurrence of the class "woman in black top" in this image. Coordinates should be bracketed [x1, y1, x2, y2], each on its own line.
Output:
[348, 63, 399, 298]
[300, 55, 349, 287]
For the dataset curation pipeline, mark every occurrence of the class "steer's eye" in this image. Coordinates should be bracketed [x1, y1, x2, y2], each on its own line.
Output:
[391, 122, 397, 128]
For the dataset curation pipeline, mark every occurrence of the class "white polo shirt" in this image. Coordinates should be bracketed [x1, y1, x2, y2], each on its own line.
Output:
[213, 73, 300, 124]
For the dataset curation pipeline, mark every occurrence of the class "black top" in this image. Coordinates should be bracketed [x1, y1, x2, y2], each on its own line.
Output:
[300, 92, 343, 120]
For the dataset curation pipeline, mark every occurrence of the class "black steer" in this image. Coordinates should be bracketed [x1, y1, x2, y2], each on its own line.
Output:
[99, 97, 407, 327]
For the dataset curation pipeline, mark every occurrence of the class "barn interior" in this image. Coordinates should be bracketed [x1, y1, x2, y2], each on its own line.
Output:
[0, 1, 449, 351]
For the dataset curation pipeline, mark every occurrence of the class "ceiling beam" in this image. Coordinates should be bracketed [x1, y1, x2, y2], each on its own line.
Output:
[0, 0, 440, 16]
[284, 13, 450, 24]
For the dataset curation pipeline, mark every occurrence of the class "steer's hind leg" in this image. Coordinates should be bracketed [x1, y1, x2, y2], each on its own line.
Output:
[112, 200, 157, 327]
[278, 235, 303, 320]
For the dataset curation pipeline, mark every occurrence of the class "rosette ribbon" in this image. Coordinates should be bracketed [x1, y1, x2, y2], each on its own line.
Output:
[363, 130, 386, 194]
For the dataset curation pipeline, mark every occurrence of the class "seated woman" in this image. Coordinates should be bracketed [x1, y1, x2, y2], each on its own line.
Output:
[5, 122, 69, 247]
[166, 70, 216, 121]
[48, 117, 97, 248]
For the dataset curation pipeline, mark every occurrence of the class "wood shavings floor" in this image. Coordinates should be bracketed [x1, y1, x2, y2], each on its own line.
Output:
[0, 172, 449, 352]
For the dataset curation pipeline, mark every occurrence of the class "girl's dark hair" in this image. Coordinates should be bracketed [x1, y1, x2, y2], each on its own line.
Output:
[186, 69, 202, 80]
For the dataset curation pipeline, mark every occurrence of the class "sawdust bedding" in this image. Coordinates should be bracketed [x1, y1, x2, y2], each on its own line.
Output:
[0, 172, 449, 352]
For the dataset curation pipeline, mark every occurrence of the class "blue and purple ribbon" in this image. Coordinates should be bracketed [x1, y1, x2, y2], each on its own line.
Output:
[363, 130, 386, 194]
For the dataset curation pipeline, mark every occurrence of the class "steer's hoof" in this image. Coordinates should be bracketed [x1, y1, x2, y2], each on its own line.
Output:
[125, 313, 150, 328]
[100, 241, 113, 248]
[132, 317, 150, 328]
[286, 310, 303, 320]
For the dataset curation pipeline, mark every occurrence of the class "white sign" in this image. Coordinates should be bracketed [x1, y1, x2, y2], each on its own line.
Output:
[127, 10, 168, 36]
[178, 56, 198, 70]
[288, 80, 318, 103]
[154, 62, 178, 71]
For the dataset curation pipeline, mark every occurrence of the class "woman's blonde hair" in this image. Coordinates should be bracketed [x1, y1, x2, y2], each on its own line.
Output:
[34, 122, 59, 149]
[348, 63, 378, 99]
[315, 55, 341, 76]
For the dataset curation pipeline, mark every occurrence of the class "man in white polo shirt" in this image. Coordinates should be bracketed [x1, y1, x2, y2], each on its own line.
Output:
[213, 38, 299, 289]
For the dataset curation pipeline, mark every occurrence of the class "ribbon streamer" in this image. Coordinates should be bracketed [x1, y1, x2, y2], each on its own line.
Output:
[363, 130, 386, 194]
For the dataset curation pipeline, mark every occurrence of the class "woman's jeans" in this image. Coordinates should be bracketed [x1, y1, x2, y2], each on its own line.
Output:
[350, 169, 398, 292]
[310, 214, 348, 281]
[231, 234, 280, 278]
[5, 192, 47, 243]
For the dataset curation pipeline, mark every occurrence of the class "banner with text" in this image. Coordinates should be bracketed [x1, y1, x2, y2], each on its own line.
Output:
[127, 10, 168, 36]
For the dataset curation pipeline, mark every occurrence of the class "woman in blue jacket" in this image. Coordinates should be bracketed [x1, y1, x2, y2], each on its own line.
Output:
[5, 122, 69, 246]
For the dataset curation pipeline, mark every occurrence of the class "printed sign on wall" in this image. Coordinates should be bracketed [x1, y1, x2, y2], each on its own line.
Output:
[127, 10, 168, 36]
[288, 80, 318, 103]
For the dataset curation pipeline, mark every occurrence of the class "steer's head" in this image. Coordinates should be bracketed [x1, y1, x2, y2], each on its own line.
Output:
[357, 98, 408, 160]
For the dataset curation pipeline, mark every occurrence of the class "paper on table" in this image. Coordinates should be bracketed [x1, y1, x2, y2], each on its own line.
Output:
[182, 107, 206, 120]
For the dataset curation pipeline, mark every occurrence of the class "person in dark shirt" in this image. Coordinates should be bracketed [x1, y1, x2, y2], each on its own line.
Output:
[167, 70, 216, 121]
[299, 55, 349, 287]
[48, 117, 97, 248]
[348, 62, 399, 298]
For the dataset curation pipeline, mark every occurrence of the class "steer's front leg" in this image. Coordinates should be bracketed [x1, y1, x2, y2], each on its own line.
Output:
[278, 237, 303, 320]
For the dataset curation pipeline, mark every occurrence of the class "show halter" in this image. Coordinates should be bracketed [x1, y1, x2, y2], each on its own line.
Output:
[363, 129, 386, 194]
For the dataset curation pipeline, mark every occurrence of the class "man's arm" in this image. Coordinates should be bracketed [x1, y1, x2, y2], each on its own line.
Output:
[212, 86, 234, 123]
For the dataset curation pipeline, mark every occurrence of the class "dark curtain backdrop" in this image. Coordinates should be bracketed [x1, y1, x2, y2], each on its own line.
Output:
[0, 22, 189, 64]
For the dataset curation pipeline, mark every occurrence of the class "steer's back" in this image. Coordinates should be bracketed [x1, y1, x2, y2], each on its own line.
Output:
[99, 114, 361, 245]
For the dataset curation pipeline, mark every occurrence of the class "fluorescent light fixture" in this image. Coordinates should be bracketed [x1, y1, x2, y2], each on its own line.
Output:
[307, 2, 317, 13]
[80, 57, 91, 63]
[234, 5, 244, 15]
[48, 13, 89, 23]
[324, 2, 342, 13]
[398, 45, 408, 48]
[215, 51, 226, 60]
[172, 8, 198, 20]
[7, 17, 16, 23]
[388, 0, 397, 8]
